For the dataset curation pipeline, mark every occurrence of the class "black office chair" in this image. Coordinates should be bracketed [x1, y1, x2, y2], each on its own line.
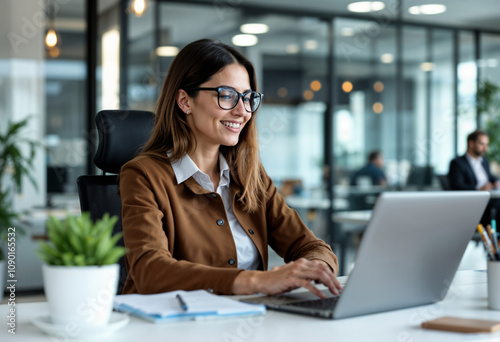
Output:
[77, 109, 155, 294]
[437, 174, 451, 191]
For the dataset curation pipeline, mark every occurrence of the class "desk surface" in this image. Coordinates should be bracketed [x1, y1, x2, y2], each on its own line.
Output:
[332, 210, 372, 226]
[2, 270, 500, 342]
[490, 189, 500, 198]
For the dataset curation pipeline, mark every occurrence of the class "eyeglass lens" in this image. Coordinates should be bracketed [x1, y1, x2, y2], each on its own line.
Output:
[218, 88, 261, 112]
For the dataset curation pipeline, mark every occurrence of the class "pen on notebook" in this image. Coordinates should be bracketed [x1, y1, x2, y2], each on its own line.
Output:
[477, 224, 496, 261]
[491, 220, 500, 260]
[176, 294, 188, 311]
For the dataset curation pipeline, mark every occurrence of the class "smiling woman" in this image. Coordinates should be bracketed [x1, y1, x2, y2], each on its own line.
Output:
[119, 39, 341, 299]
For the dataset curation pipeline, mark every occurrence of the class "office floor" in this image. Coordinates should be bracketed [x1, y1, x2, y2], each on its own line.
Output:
[1, 241, 488, 305]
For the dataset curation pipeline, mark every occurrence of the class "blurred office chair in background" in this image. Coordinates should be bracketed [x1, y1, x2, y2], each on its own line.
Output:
[405, 165, 434, 190]
[437, 174, 451, 191]
[436, 173, 485, 245]
[77, 109, 155, 294]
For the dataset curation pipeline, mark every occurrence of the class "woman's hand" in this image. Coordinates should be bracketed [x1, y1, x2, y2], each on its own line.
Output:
[232, 258, 342, 298]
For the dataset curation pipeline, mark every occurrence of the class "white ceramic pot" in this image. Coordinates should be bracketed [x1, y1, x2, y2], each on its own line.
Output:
[42, 263, 119, 326]
[0, 260, 5, 303]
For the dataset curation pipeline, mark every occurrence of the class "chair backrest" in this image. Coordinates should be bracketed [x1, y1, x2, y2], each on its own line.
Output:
[437, 174, 451, 190]
[406, 165, 434, 189]
[77, 109, 155, 293]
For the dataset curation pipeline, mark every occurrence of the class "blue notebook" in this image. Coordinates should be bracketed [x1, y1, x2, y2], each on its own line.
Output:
[113, 290, 266, 323]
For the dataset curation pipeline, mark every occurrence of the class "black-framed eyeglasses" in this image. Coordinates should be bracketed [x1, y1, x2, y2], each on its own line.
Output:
[187, 86, 263, 113]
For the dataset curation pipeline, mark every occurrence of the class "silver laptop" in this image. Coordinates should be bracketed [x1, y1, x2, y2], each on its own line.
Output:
[243, 191, 490, 319]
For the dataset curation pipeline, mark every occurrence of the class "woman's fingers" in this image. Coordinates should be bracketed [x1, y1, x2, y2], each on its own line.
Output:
[308, 260, 342, 295]
[262, 258, 342, 298]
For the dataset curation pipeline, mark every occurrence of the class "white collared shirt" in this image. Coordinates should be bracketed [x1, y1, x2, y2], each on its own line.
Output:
[465, 153, 489, 189]
[170, 153, 260, 270]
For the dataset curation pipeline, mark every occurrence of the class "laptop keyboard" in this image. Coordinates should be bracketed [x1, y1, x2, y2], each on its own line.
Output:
[286, 296, 339, 310]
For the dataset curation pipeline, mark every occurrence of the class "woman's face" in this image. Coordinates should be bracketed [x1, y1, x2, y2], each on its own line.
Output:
[186, 63, 252, 150]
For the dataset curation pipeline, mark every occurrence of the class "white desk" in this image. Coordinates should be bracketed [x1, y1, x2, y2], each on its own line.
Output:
[332, 210, 372, 226]
[331, 210, 372, 275]
[285, 195, 349, 211]
[285, 195, 331, 210]
[490, 189, 500, 199]
[2, 270, 500, 341]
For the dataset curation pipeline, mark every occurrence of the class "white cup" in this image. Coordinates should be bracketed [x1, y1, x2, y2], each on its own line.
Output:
[487, 260, 500, 310]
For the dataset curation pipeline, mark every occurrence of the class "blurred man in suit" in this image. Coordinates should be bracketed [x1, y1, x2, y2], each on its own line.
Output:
[449, 129, 499, 224]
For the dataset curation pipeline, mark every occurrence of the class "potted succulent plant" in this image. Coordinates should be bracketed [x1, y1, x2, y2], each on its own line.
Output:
[0, 117, 38, 302]
[37, 213, 126, 327]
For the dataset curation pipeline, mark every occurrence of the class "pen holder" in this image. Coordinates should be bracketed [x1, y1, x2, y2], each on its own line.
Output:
[488, 260, 500, 310]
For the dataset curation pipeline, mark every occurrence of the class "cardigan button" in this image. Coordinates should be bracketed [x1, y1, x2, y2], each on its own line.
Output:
[209, 193, 217, 198]
[248, 229, 255, 235]
[217, 219, 224, 226]
[228, 259, 236, 266]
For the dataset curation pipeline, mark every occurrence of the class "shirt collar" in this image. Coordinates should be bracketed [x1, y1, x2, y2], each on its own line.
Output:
[170, 153, 230, 185]
[219, 153, 230, 187]
[466, 152, 483, 164]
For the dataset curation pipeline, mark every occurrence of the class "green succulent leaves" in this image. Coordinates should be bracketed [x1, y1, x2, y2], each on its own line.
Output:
[37, 212, 126, 266]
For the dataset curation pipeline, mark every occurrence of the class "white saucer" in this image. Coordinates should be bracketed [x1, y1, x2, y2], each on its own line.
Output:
[31, 312, 130, 339]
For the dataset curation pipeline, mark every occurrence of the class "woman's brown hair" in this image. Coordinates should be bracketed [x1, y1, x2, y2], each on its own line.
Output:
[141, 39, 265, 212]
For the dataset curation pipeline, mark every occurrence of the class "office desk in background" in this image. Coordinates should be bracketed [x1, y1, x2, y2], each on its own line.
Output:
[332, 210, 372, 275]
[2, 271, 499, 342]
[332, 210, 372, 226]
[489, 189, 500, 199]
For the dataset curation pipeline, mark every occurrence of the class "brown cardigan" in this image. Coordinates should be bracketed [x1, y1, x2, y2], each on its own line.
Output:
[119, 154, 338, 295]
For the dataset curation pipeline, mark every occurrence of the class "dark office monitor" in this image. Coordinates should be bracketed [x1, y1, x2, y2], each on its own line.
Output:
[47, 166, 67, 193]
[406, 165, 434, 187]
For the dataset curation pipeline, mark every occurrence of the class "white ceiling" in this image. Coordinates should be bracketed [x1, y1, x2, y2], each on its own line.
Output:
[57, 0, 500, 32]
[52, 0, 500, 67]
[213, 0, 500, 31]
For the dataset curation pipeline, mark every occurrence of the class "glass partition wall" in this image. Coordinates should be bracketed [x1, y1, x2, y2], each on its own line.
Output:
[44, 0, 87, 208]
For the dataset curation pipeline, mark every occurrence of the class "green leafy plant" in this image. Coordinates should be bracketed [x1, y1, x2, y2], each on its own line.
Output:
[37, 213, 127, 266]
[478, 81, 500, 163]
[0, 117, 38, 260]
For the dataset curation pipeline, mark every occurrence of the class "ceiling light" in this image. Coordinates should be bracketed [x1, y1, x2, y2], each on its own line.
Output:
[240, 23, 269, 34]
[380, 53, 394, 63]
[45, 29, 58, 48]
[342, 81, 353, 93]
[45, 1, 60, 50]
[48, 46, 60, 58]
[420, 62, 434, 71]
[156, 46, 179, 57]
[373, 81, 384, 92]
[304, 40, 318, 50]
[408, 6, 420, 15]
[278, 87, 288, 98]
[409, 4, 446, 15]
[347, 1, 385, 13]
[341, 27, 355, 37]
[131, 0, 146, 17]
[310, 80, 322, 92]
[232, 34, 258, 47]
[286, 44, 300, 54]
[373, 102, 383, 114]
[303, 90, 314, 101]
